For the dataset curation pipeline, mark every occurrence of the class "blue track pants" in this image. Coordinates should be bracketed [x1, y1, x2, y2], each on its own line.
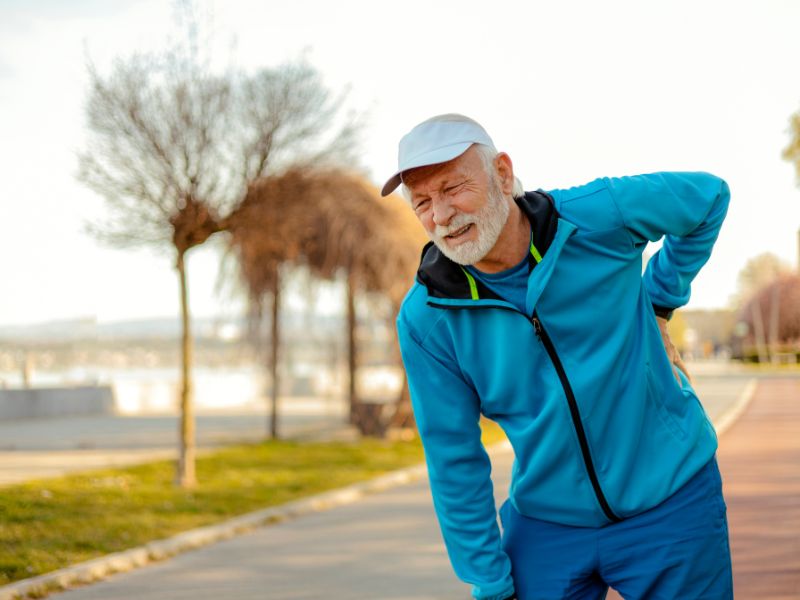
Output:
[499, 458, 733, 599]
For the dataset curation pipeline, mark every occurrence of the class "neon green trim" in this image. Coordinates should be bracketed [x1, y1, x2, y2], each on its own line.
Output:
[530, 240, 542, 264]
[460, 267, 480, 300]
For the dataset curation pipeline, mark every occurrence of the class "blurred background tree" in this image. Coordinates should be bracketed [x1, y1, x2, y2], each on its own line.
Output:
[731, 252, 790, 305]
[225, 169, 425, 438]
[739, 275, 800, 358]
[783, 103, 800, 184]
[730, 253, 798, 363]
[78, 3, 359, 485]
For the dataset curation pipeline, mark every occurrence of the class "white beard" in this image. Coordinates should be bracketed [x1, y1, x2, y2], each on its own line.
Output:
[429, 182, 510, 266]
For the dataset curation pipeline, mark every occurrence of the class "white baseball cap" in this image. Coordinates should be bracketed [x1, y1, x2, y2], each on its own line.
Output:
[381, 113, 495, 197]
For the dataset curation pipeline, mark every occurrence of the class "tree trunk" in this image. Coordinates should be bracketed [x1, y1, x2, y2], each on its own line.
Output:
[751, 302, 769, 365]
[176, 251, 196, 488]
[769, 282, 781, 364]
[269, 273, 281, 439]
[346, 270, 358, 424]
[387, 306, 415, 430]
[20, 352, 31, 389]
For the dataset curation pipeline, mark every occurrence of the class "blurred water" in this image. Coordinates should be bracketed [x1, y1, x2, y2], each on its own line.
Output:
[0, 364, 403, 415]
[1, 366, 265, 414]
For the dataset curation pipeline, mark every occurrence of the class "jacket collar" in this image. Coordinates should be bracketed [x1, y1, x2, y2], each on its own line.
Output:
[416, 190, 559, 301]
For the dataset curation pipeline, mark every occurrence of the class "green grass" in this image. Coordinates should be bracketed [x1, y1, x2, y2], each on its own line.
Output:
[0, 421, 506, 586]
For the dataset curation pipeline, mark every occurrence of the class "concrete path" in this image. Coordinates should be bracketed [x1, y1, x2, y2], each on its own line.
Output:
[0, 410, 351, 486]
[42, 376, 755, 600]
[686, 374, 754, 424]
[58, 452, 515, 600]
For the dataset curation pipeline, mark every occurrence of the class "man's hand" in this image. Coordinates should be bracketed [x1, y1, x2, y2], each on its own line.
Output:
[656, 316, 691, 385]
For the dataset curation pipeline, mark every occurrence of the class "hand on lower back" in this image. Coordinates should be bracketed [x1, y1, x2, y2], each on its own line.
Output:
[656, 316, 691, 385]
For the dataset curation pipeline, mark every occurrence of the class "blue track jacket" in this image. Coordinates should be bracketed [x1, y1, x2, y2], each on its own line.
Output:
[396, 172, 730, 600]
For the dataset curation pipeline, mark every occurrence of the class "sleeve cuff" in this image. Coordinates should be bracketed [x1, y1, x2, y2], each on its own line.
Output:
[652, 304, 675, 321]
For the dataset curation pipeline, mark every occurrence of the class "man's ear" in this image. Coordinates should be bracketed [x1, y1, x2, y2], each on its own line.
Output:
[494, 153, 515, 195]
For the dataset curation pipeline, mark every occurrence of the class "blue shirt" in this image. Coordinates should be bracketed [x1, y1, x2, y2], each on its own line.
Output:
[467, 250, 530, 314]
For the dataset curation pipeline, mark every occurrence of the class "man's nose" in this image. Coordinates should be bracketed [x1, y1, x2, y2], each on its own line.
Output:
[431, 196, 455, 227]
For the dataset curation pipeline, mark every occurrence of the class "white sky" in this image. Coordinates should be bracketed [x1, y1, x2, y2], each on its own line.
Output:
[1, 0, 799, 327]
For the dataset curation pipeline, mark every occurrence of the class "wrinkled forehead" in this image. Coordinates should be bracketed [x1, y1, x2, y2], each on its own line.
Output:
[401, 146, 480, 192]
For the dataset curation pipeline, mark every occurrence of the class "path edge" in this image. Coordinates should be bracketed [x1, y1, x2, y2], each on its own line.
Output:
[0, 441, 509, 600]
[714, 378, 757, 438]
[1, 377, 756, 600]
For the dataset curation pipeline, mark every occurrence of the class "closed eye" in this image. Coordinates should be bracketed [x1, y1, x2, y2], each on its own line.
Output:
[444, 181, 465, 194]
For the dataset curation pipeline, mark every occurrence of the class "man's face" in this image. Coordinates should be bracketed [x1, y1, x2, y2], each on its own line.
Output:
[404, 146, 509, 266]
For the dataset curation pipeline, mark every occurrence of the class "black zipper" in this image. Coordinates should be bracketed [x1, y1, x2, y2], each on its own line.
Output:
[531, 311, 620, 523]
[428, 299, 621, 522]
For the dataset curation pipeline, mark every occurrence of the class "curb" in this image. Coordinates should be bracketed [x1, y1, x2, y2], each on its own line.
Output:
[1, 375, 755, 600]
[714, 378, 758, 438]
[0, 441, 511, 600]
[0, 462, 429, 600]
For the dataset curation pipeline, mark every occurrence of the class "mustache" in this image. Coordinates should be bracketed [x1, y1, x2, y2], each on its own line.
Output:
[432, 213, 474, 238]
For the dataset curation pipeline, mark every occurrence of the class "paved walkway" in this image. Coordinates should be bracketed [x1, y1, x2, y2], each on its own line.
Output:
[40, 377, 764, 599]
[6, 373, 793, 599]
[717, 377, 800, 598]
[607, 377, 800, 600]
[57, 458, 516, 599]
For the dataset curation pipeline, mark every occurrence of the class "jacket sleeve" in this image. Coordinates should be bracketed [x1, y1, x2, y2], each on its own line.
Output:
[397, 313, 515, 600]
[603, 172, 731, 311]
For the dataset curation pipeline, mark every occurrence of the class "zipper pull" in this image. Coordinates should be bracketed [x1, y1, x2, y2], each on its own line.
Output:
[531, 316, 542, 338]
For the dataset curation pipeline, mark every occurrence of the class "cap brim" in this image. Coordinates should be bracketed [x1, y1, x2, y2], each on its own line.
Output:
[380, 141, 473, 197]
[381, 173, 403, 197]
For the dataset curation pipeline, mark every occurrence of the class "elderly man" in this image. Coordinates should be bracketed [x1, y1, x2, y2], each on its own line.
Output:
[384, 114, 732, 600]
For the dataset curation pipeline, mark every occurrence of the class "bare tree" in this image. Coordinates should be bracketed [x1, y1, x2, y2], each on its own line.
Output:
[78, 47, 229, 487]
[79, 20, 359, 483]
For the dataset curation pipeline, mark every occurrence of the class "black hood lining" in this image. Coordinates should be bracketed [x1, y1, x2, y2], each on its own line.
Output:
[416, 190, 559, 300]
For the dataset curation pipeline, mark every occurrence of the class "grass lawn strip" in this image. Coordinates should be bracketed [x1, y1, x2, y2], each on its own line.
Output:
[0, 421, 506, 591]
[0, 462, 434, 600]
